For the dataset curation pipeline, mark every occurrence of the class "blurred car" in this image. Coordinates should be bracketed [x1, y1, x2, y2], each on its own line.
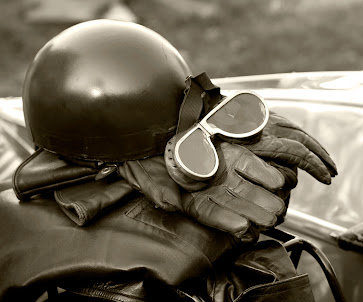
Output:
[1, 71, 362, 302]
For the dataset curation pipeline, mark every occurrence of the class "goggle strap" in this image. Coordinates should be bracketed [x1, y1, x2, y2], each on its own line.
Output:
[176, 72, 222, 134]
[197, 73, 223, 115]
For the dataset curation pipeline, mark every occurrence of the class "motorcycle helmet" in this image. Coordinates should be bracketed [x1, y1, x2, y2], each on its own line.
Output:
[23, 19, 191, 162]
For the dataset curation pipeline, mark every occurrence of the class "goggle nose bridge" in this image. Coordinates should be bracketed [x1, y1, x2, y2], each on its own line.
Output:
[198, 121, 214, 137]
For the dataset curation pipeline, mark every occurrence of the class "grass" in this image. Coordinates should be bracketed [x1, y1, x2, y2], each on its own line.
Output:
[1, 0, 363, 96]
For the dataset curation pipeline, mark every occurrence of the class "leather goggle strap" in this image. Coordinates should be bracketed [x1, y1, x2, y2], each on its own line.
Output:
[176, 72, 222, 134]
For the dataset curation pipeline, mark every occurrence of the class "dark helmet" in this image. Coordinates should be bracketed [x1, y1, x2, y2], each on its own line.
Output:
[23, 20, 191, 162]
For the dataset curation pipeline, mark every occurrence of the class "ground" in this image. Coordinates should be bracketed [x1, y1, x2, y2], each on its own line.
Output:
[1, 0, 363, 96]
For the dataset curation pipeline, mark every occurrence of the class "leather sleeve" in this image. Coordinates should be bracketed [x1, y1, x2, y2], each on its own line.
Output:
[13, 149, 97, 200]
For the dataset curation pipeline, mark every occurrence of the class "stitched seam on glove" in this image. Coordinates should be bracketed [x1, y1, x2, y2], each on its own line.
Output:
[202, 196, 250, 233]
[251, 149, 323, 168]
[272, 126, 336, 174]
[276, 123, 326, 145]
[224, 187, 278, 227]
[253, 149, 330, 183]
[234, 167, 284, 191]
[269, 119, 332, 158]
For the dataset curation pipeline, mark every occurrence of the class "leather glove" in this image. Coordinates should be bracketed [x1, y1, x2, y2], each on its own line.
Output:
[119, 141, 286, 238]
[54, 178, 134, 225]
[244, 112, 337, 184]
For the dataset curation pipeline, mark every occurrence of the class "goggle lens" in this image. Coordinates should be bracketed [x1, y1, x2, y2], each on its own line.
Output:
[206, 93, 267, 135]
[177, 127, 217, 177]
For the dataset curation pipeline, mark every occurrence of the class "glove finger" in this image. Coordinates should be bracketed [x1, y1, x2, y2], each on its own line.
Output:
[265, 161, 297, 206]
[248, 136, 332, 184]
[219, 143, 285, 191]
[230, 178, 286, 217]
[184, 194, 250, 238]
[267, 161, 298, 190]
[267, 113, 337, 176]
[209, 186, 282, 228]
[120, 158, 179, 211]
[238, 226, 261, 243]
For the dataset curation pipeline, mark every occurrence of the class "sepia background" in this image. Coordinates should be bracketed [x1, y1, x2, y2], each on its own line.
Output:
[0, 2, 362, 301]
[1, 0, 363, 96]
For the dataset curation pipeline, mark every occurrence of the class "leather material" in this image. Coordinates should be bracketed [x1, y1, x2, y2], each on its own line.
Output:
[13, 148, 135, 226]
[206, 240, 315, 302]
[244, 112, 337, 184]
[235, 275, 314, 302]
[176, 142, 286, 237]
[22, 20, 191, 162]
[63, 279, 187, 302]
[64, 279, 151, 302]
[120, 141, 286, 239]
[13, 148, 97, 200]
[45, 240, 315, 302]
[0, 188, 236, 301]
[264, 161, 297, 206]
[54, 178, 134, 226]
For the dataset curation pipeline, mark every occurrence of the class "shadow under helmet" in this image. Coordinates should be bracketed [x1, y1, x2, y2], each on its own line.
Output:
[23, 20, 191, 162]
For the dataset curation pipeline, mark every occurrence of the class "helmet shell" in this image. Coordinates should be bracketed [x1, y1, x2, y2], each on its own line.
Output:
[23, 20, 190, 162]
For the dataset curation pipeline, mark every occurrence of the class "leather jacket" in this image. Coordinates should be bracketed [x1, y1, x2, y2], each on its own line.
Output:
[0, 184, 314, 302]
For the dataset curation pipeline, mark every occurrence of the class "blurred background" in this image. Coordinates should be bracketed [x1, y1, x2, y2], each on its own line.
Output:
[1, 0, 363, 97]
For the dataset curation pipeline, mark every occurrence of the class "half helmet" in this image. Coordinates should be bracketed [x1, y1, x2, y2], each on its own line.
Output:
[23, 20, 191, 162]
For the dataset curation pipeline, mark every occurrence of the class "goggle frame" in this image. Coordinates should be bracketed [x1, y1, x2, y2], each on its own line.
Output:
[174, 91, 269, 180]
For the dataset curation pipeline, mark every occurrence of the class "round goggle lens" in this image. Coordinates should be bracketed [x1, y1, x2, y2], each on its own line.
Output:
[178, 128, 217, 176]
[206, 93, 267, 134]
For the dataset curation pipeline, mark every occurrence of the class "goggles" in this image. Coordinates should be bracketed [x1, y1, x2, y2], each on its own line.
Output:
[174, 91, 269, 180]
